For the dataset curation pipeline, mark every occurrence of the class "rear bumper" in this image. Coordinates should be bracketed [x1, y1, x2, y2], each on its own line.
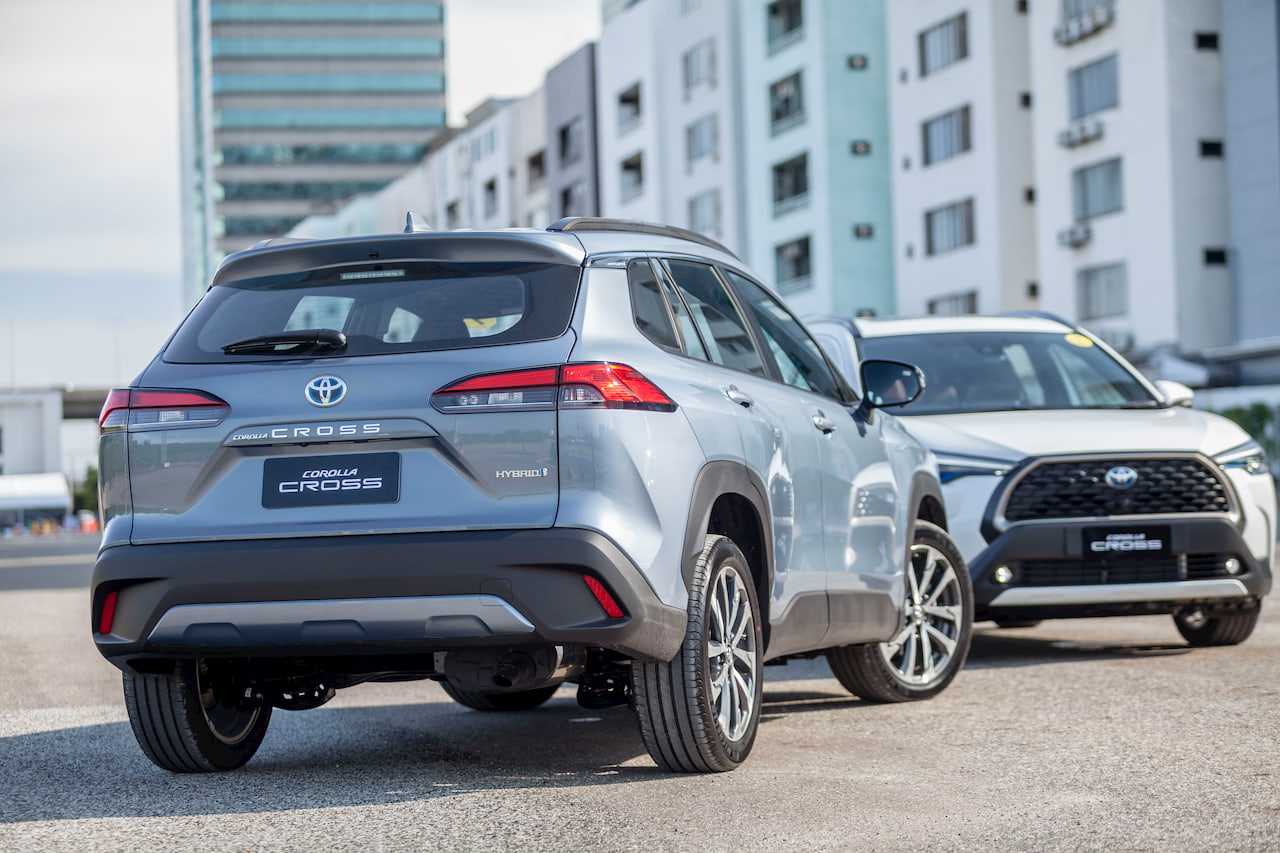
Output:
[970, 516, 1272, 621]
[91, 529, 687, 667]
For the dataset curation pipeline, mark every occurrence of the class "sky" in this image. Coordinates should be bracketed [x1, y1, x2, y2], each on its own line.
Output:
[0, 0, 600, 392]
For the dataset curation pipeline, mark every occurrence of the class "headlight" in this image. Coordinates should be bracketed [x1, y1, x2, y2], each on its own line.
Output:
[1214, 439, 1268, 475]
[936, 453, 1014, 484]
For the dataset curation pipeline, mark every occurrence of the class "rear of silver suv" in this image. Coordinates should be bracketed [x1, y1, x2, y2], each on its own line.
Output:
[93, 219, 971, 773]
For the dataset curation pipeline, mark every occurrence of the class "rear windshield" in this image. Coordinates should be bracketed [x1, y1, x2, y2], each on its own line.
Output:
[165, 261, 581, 363]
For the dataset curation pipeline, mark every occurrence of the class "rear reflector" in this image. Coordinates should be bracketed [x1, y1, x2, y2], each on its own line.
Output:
[583, 576, 625, 619]
[99, 590, 119, 635]
[432, 363, 676, 414]
[99, 388, 230, 433]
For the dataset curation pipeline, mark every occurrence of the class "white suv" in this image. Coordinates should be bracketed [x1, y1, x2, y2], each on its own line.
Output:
[810, 313, 1275, 645]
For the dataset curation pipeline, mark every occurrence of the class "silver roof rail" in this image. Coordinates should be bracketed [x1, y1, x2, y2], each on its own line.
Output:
[546, 217, 739, 260]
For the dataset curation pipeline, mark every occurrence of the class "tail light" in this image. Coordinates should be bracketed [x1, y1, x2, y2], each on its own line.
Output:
[432, 363, 676, 414]
[583, 575, 626, 619]
[99, 388, 230, 433]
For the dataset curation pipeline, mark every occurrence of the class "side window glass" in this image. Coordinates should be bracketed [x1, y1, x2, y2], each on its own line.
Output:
[662, 259, 766, 376]
[627, 259, 680, 351]
[724, 270, 848, 401]
[652, 261, 710, 360]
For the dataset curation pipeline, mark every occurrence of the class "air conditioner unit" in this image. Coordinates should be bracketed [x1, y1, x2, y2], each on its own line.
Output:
[1080, 119, 1104, 143]
[1058, 126, 1080, 147]
[1057, 223, 1092, 248]
[1065, 19, 1082, 42]
[1079, 15, 1096, 36]
[1092, 5, 1115, 28]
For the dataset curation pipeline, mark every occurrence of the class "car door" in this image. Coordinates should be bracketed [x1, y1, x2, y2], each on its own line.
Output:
[658, 258, 830, 654]
[723, 271, 904, 647]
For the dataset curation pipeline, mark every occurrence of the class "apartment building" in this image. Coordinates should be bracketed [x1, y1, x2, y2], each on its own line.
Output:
[888, 1, 1037, 319]
[1030, 0, 1231, 358]
[178, 0, 448, 302]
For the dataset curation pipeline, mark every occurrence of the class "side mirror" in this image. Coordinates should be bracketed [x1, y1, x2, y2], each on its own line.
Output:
[1154, 379, 1194, 407]
[860, 359, 925, 408]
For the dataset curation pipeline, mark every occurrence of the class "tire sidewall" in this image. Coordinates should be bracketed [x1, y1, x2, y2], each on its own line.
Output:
[175, 659, 271, 770]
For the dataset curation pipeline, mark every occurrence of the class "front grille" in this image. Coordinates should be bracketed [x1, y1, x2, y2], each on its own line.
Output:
[1003, 457, 1230, 522]
[1017, 553, 1241, 587]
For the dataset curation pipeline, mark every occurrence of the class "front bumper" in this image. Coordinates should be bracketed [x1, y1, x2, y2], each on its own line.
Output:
[91, 528, 687, 669]
[970, 516, 1272, 621]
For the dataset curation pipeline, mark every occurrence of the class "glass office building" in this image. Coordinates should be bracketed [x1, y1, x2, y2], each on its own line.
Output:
[178, 1, 447, 302]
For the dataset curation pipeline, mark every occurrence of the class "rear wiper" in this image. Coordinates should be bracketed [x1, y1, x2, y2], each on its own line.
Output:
[222, 328, 347, 354]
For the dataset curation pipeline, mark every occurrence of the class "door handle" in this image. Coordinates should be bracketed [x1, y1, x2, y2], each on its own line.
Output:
[812, 414, 837, 433]
[725, 388, 754, 408]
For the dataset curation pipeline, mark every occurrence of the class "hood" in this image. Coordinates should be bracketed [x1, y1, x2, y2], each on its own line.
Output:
[899, 407, 1253, 463]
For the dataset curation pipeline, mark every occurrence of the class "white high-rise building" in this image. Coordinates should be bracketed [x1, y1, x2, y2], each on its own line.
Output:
[888, 1, 1037, 318]
[1030, 0, 1231, 358]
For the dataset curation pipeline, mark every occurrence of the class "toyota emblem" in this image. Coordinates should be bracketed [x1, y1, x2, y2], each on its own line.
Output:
[1104, 465, 1138, 489]
[305, 375, 347, 407]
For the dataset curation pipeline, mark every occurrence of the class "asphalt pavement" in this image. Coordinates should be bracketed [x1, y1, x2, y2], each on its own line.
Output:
[1, 535, 1277, 851]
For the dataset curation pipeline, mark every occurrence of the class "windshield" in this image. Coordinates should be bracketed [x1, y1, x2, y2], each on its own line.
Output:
[165, 261, 581, 363]
[858, 331, 1158, 415]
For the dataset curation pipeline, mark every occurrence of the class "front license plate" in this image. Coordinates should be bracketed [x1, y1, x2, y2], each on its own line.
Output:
[1082, 525, 1172, 562]
[262, 452, 401, 509]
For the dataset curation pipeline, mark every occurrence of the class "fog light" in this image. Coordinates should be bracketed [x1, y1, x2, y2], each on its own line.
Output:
[993, 566, 1014, 584]
[1224, 558, 1241, 575]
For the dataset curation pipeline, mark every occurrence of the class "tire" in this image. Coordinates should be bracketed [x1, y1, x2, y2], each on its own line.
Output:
[827, 520, 973, 703]
[632, 535, 763, 773]
[1173, 605, 1260, 647]
[123, 658, 271, 772]
[439, 681, 559, 711]
[992, 619, 1042, 629]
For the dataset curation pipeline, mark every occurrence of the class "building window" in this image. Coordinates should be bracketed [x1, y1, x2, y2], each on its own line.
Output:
[927, 291, 978, 316]
[617, 83, 641, 132]
[620, 153, 644, 201]
[445, 201, 459, 230]
[686, 114, 718, 166]
[767, 0, 804, 52]
[925, 198, 975, 255]
[1200, 139, 1224, 158]
[1063, 0, 1112, 18]
[918, 13, 967, 77]
[683, 39, 717, 97]
[483, 179, 498, 217]
[1076, 263, 1127, 322]
[560, 181, 586, 217]
[1204, 248, 1229, 266]
[769, 72, 804, 133]
[558, 116, 584, 165]
[688, 189, 722, 237]
[1072, 158, 1123, 221]
[1195, 31, 1219, 50]
[527, 150, 546, 189]
[772, 152, 809, 213]
[1068, 54, 1118, 120]
[922, 104, 971, 166]
[681, 0, 701, 13]
[774, 236, 812, 291]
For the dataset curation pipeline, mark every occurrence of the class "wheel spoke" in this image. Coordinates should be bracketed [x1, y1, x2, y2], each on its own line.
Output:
[913, 553, 935, 606]
[925, 622, 957, 656]
[883, 624, 912, 655]
[732, 645, 756, 672]
[924, 564, 957, 607]
[906, 558, 924, 605]
[898, 631, 918, 678]
[923, 603, 962, 625]
[917, 623, 935, 678]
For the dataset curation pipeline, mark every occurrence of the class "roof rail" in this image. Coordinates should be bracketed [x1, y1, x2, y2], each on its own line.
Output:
[546, 217, 739, 260]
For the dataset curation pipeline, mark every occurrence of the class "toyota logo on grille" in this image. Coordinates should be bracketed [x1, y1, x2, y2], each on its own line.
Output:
[1105, 465, 1139, 489]
[305, 375, 347, 407]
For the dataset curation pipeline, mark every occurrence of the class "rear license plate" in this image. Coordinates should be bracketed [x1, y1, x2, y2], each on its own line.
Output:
[1082, 525, 1171, 562]
[262, 452, 401, 509]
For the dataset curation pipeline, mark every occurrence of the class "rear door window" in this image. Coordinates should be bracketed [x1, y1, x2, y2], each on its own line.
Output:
[661, 259, 766, 376]
[165, 261, 579, 362]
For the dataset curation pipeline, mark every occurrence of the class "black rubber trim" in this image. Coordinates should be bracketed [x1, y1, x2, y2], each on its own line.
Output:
[92, 528, 687, 666]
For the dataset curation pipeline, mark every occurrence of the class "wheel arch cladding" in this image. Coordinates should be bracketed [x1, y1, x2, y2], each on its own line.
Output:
[682, 462, 773, 641]
[911, 472, 948, 532]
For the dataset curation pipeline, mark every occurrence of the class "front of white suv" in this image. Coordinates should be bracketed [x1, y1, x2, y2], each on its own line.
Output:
[810, 313, 1275, 645]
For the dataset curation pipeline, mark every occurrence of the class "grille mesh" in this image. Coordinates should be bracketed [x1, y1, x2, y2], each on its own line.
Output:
[1017, 554, 1241, 587]
[1004, 458, 1230, 522]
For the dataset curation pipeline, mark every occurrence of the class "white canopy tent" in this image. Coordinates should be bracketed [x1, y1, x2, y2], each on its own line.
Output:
[0, 473, 73, 527]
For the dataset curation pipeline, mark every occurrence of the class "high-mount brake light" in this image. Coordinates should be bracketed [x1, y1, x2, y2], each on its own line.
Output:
[431, 363, 676, 414]
[98, 388, 230, 433]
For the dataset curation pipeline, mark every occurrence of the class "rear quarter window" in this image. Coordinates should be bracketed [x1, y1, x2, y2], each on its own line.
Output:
[165, 261, 580, 362]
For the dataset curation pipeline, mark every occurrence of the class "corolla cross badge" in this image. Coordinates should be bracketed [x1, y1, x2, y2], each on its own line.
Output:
[1105, 465, 1139, 489]
[305, 375, 347, 407]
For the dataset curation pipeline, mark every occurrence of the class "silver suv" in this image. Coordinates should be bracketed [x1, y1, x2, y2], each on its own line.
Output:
[92, 218, 972, 774]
